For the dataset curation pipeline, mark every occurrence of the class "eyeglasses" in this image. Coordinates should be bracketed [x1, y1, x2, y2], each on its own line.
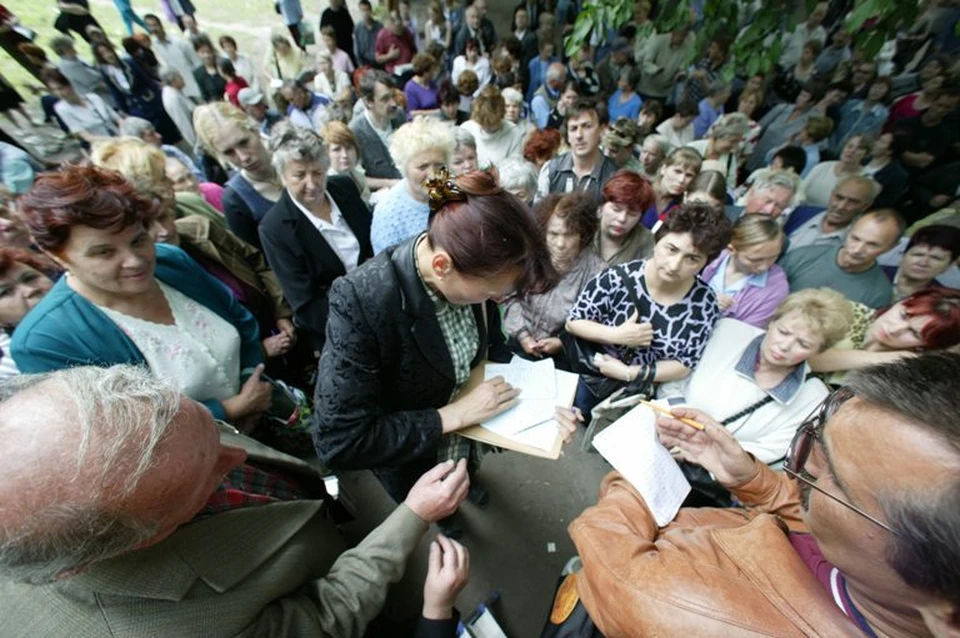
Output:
[784, 387, 901, 537]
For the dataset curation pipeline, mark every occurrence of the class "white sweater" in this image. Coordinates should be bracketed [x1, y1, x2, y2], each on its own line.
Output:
[658, 318, 828, 465]
[459, 120, 525, 168]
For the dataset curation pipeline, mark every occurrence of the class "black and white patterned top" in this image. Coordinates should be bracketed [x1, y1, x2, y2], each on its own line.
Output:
[568, 259, 719, 369]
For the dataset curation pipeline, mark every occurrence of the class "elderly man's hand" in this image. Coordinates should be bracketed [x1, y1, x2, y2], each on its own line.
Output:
[422, 534, 470, 620]
[405, 459, 470, 523]
[656, 407, 756, 487]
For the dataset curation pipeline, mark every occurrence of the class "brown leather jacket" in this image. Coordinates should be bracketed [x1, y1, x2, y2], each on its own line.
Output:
[569, 463, 865, 637]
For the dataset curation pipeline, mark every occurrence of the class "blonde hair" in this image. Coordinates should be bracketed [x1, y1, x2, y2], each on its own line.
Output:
[320, 120, 359, 153]
[770, 288, 853, 351]
[90, 136, 167, 196]
[389, 117, 455, 178]
[192, 101, 258, 160]
[662, 146, 702, 173]
[471, 85, 506, 130]
[729, 213, 785, 251]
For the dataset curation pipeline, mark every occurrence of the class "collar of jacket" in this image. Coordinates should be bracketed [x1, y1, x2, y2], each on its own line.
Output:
[389, 234, 490, 374]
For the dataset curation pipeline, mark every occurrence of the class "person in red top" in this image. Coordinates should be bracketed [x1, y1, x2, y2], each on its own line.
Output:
[375, 10, 416, 74]
[218, 57, 248, 107]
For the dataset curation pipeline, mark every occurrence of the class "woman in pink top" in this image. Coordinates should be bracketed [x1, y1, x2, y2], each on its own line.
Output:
[321, 26, 355, 75]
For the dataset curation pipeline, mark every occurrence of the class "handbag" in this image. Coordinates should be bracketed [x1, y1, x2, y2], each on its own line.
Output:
[678, 393, 776, 507]
[560, 265, 646, 401]
[242, 368, 315, 458]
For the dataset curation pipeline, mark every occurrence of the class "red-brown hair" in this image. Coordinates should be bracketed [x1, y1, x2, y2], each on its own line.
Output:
[428, 168, 558, 297]
[0, 247, 59, 279]
[602, 170, 654, 214]
[877, 288, 960, 350]
[523, 128, 562, 165]
[534, 192, 598, 251]
[19, 164, 160, 254]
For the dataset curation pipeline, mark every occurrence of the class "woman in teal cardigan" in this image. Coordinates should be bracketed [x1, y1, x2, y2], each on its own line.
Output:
[12, 165, 270, 423]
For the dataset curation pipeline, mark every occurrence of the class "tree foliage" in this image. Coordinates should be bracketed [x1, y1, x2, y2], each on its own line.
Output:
[565, 0, 919, 77]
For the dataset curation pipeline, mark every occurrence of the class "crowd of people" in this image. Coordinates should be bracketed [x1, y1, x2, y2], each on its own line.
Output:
[0, 0, 958, 636]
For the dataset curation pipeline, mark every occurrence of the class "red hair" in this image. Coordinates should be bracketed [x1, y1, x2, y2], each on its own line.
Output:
[523, 128, 562, 165]
[889, 288, 960, 350]
[19, 164, 159, 254]
[0, 248, 59, 279]
[428, 168, 558, 296]
[602, 170, 654, 213]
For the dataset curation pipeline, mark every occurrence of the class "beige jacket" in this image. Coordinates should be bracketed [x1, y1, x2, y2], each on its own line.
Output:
[0, 428, 429, 637]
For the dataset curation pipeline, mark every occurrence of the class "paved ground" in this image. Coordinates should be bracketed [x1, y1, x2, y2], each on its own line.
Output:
[338, 425, 613, 637]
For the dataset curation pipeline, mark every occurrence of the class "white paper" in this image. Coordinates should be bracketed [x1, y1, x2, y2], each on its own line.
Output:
[478, 370, 579, 450]
[591, 404, 691, 527]
[484, 357, 556, 399]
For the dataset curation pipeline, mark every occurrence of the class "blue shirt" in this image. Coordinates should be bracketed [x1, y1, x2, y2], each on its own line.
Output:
[531, 86, 560, 129]
[607, 90, 643, 121]
[370, 180, 430, 254]
[527, 56, 557, 101]
[693, 98, 723, 139]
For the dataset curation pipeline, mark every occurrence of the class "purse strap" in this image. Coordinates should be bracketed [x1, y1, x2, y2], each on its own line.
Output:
[613, 264, 647, 364]
[720, 394, 774, 426]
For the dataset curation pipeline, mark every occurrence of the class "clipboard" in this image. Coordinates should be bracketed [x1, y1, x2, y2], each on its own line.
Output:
[455, 362, 575, 460]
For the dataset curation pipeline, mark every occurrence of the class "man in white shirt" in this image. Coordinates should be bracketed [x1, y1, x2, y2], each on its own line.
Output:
[160, 69, 197, 147]
[49, 36, 114, 107]
[779, 2, 828, 69]
[145, 13, 202, 101]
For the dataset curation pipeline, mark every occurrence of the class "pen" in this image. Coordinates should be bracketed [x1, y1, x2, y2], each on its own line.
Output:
[639, 400, 706, 431]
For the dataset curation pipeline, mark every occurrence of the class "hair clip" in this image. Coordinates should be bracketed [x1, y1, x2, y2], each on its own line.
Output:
[424, 166, 467, 213]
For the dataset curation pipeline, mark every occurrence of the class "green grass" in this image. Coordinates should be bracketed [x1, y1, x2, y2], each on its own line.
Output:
[2, 0, 315, 97]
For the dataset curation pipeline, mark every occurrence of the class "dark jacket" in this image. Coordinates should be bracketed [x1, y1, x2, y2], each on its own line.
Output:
[258, 176, 373, 351]
[350, 114, 402, 180]
[312, 235, 510, 501]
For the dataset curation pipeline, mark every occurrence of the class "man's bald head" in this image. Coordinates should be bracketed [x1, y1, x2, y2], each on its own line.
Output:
[0, 367, 183, 583]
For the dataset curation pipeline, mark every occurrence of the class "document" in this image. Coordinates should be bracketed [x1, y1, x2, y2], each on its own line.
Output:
[484, 357, 556, 399]
[591, 404, 691, 527]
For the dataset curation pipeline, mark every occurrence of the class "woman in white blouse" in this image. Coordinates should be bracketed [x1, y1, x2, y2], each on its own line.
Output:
[313, 52, 352, 101]
[451, 38, 491, 96]
[12, 164, 272, 429]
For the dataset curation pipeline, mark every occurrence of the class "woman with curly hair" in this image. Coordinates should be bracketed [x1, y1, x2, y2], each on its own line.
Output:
[566, 201, 732, 417]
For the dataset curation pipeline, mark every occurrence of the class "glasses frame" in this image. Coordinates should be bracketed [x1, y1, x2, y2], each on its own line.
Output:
[784, 387, 902, 537]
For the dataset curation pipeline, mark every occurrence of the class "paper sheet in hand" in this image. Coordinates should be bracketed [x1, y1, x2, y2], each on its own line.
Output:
[591, 404, 690, 526]
[484, 357, 556, 399]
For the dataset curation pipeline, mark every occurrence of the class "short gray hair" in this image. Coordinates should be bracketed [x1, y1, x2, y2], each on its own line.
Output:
[453, 126, 476, 151]
[751, 170, 799, 196]
[836, 173, 881, 202]
[709, 112, 751, 141]
[498, 158, 538, 198]
[546, 62, 566, 83]
[643, 133, 671, 156]
[501, 87, 523, 105]
[0, 365, 182, 584]
[159, 68, 182, 85]
[269, 122, 330, 174]
[49, 35, 76, 57]
[119, 116, 155, 138]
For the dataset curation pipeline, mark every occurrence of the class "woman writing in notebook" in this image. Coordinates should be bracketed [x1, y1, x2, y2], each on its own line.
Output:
[311, 168, 577, 536]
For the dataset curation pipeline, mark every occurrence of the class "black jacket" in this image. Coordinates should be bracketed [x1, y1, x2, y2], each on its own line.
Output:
[258, 176, 373, 351]
[312, 235, 510, 501]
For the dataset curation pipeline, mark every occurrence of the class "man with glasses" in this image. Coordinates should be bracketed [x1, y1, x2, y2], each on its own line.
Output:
[565, 353, 960, 637]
